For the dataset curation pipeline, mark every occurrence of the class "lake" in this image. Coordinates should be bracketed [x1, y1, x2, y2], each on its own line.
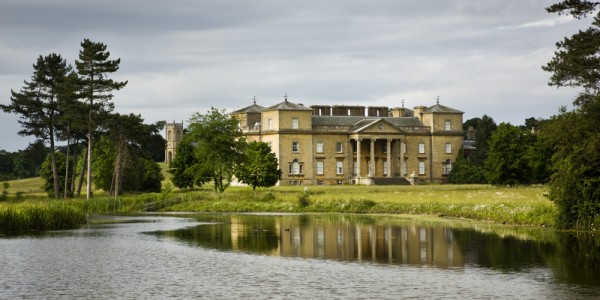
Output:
[1, 213, 598, 299]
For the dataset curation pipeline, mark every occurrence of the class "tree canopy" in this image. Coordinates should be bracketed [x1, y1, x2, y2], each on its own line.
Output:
[542, 0, 600, 229]
[185, 108, 246, 193]
[235, 141, 282, 191]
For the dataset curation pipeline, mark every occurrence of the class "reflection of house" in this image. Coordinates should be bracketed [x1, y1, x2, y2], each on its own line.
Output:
[277, 219, 464, 268]
[232, 97, 464, 184]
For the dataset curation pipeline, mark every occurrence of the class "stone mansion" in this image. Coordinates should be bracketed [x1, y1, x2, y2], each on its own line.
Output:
[165, 97, 464, 185]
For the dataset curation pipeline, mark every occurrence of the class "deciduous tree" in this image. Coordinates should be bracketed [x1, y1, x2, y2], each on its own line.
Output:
[235, 141, 282, 191]
[187, 108, 246, 193]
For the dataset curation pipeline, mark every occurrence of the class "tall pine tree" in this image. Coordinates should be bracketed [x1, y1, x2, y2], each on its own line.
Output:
[1, 53, 70, 198]
[75, 39, 127, 199]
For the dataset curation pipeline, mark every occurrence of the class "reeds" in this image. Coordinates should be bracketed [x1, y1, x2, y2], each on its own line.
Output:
[0, 201, 87, 232]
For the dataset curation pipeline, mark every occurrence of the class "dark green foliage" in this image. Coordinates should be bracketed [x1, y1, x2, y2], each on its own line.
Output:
[141, 159, 164, 193]
[542, 1, 600, 229]
[235, 141, 282, 191]
[40, 152, 73, 197]
[169, 140, 203, 189]
[92, 136, 163, 194]
[297, 193, 310, 208]
[447, 158, 487, 184]
[0, 151, 16, 181]
[187, 108, 246, 193]
[12, 141, 49, 179]
[485, 123, 532, 186]
[1, 53, 71, 198]
[472, 115, 497, 166]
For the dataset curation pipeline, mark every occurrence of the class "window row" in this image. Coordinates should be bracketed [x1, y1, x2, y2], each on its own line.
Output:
[293, 142, 344, 153]
[289, 160, 438, 176]
[292, 141, 452, 154]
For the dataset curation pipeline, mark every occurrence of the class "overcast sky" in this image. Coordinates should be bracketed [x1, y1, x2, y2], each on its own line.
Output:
[0, 0, 588, 152]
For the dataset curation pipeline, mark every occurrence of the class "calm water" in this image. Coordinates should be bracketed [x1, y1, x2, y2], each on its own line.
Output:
[1, 213, 599, 299]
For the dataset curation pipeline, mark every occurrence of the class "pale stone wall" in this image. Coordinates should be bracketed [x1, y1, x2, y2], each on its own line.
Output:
[234, 100, 464, 185]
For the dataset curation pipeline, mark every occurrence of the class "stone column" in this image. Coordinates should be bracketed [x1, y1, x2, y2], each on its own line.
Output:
[400, 139, 405, 177]
[356, 139, 362, 177]
[386, 139, 392, 178]
[370, 139, 375, 176]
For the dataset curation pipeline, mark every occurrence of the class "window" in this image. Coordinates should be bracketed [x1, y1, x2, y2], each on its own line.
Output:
[336, 142, 343, 153]
[354, 160, 358, 175]
[418, 161, 426, 175]
[316, 142, 324, 153]
[402, 142, 406, 154]
[445, 143, 452, 154]
[443, 159, 452, 175]
[444, 120, 451, 131]
[418, 143, 425, 154]
[292, 118, 299, 129]
[268, 118, 272, 130]
[292, 142, 299, 153]
[317, 180, 323, 185]
[316, 161, 324, 175]
[289, 159, 303, 175]
[383, 160, 388, 176]
[402, 161, 406, 176]
[336, 161, 343, 175]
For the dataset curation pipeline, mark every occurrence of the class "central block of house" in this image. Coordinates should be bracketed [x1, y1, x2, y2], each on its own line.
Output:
[232, 97, 463, 185]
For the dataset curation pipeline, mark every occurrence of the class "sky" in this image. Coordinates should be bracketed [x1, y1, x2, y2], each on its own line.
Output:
[0, 0, 589, 152]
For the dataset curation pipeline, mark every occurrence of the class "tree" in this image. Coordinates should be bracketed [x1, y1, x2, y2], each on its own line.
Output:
[40, 151, 71, 197]
[1, 54, 70, 198]
[542, 0, 600, 229]
[187, 108, 246, 193]
[75, 39, 127, 199]
[92, 135, 164, 194]
[472, 115, 497, 166]
[447, 149, 487, 184]
[0, 150, 16, 181]
[235, 141, 282, 191]
[12, 141, 49, 179]
[169, 140, 202, 189]
[485, 123, 532, 186]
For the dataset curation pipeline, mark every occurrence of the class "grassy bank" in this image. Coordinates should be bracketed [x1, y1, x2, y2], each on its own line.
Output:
[1, 177, 558, 232]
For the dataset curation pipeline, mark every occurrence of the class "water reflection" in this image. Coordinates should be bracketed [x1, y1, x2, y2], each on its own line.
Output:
[150, 214, 599, 286]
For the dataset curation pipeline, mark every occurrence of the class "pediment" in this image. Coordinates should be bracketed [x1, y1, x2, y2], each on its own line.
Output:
[349, 119, 405, 134]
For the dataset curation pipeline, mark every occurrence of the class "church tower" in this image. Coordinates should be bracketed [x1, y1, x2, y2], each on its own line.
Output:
[165, 121, 184, 163]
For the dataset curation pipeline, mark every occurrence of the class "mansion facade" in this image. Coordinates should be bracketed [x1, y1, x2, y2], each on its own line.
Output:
[230, 97, 464, 185]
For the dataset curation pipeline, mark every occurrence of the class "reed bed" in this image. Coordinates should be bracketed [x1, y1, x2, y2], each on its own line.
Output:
[0, 201, 87, 232]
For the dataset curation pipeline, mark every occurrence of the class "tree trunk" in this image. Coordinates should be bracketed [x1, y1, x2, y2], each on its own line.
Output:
[49, 127, 60, 199]
[64, 124, 70, 199]
[77, 148, 88, 196]
[71, 140, 79, 196]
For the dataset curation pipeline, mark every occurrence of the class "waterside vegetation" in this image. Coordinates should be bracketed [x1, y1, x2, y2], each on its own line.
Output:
[1, 178, 558, 233]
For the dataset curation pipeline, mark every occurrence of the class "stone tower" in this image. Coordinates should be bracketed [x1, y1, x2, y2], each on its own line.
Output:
[165, 121, 184, 163]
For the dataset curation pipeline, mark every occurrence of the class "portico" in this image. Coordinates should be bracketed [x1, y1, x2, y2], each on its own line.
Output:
[349, 119, 407, 185]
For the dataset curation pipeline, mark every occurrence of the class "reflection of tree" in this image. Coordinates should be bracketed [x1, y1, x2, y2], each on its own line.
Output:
[548, 233, 600, 285]
[156, 215, 279, 254]
[453, 230, 552, 271]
